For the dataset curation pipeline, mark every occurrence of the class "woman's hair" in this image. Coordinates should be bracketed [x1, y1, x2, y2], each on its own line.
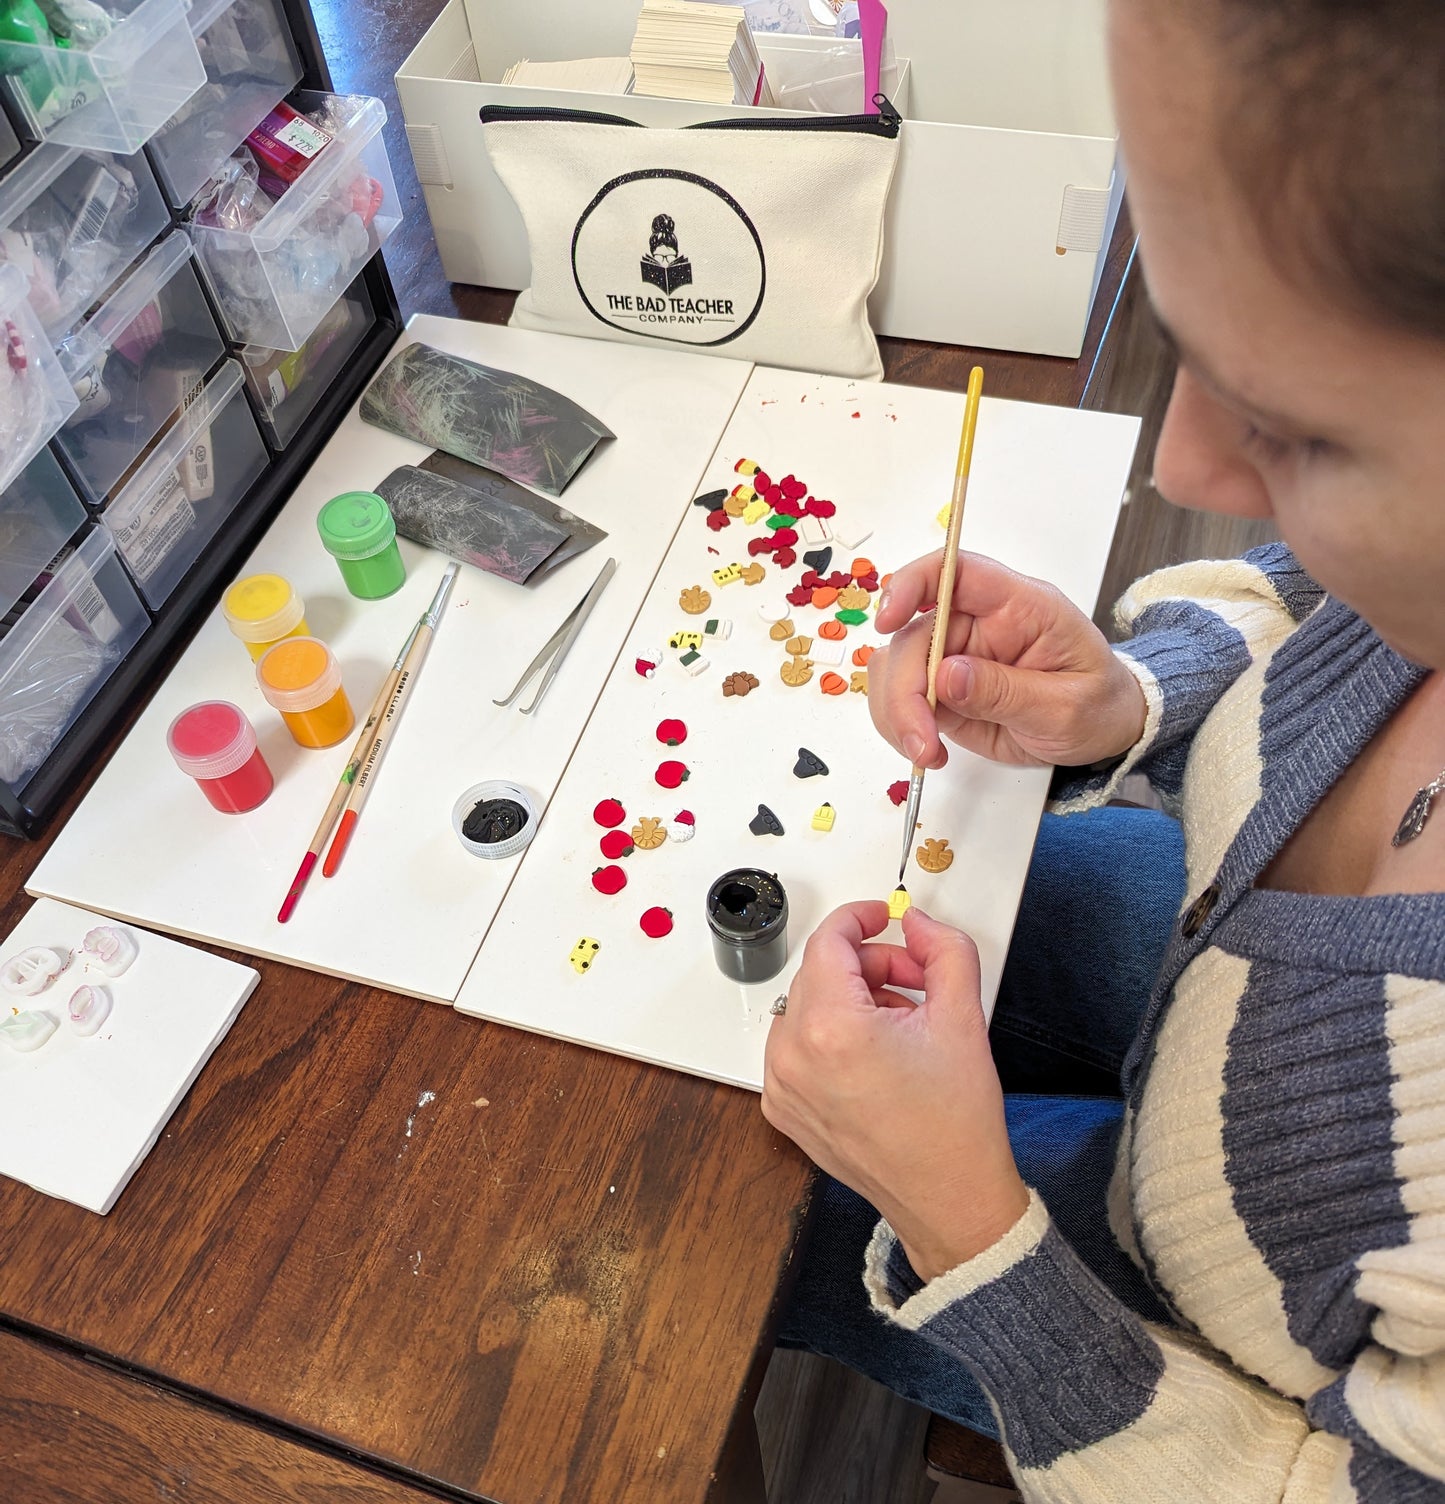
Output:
[1207, 0, 1445, 339]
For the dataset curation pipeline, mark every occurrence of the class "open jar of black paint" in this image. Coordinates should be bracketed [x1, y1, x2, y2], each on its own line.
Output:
[705, 868, 789, 985]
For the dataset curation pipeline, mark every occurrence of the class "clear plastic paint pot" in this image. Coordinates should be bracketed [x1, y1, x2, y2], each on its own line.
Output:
[166, 700, 274, 813]
[452, 781, 538, 859]
[221, 573, 309, 660]
[315, 490, 406, 600]
[256, 637, 354, 748]
[705, 868, 789, 985]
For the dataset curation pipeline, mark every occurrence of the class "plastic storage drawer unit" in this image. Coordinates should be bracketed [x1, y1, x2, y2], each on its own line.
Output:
[54, 230, 227, 505]
[0, 260, 79, 491]
[100, 358, 268, 608]
[0, 527, 148, 793]
[0, 446, 87, 619]
[146, 0, 304, 210]
[0, 142, 171, 344]
[188, 91, 400, 351]
[0, 0, 207, 154]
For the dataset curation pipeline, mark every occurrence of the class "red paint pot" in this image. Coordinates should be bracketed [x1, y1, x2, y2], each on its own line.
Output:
[167, 701, 274, 813]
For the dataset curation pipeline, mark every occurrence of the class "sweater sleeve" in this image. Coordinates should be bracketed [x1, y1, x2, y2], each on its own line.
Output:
[864, 1194, 1445, 1503]
[1049, 542, 1322, 817]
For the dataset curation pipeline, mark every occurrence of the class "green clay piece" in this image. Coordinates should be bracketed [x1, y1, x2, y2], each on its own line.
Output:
[765, 513, 794, 531]
[835, 608, 869, 626]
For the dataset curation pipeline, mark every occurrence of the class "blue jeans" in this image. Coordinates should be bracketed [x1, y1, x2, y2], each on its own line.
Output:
[775, 807, 1187, 1435]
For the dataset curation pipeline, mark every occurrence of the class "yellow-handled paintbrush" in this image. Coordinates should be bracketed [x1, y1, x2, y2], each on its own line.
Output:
[897, 365, 985, 887]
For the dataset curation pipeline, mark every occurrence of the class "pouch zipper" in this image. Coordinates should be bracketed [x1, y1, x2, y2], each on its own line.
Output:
[480, 96, 901, 138]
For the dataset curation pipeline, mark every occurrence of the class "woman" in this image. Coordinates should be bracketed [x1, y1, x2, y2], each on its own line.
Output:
[761, 0, 1445, 1497]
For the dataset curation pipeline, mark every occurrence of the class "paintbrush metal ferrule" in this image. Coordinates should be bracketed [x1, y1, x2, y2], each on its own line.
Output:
[898, 770, 924, 883]
[424, 561, 460, 628]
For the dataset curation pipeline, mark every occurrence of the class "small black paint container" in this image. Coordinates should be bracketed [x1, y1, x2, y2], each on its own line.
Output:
[705, 869, 789, 985]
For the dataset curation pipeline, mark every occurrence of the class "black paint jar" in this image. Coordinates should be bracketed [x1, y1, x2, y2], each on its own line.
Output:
[705, 869, 789, 985]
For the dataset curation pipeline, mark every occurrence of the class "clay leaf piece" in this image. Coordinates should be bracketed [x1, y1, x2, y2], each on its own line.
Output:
[739, 561, 767, 586]
[631, 817, 667, 850]
[850, 671, 869, 695]
[793, 747, 829, 778]
[749, 804, 785, 837]
[916, 838, 955, 874]
[0, 1009, 58, 1052]
[887, 780, 910, 806]
[722, 672, 760, 698]
[679, 586, 712, 614]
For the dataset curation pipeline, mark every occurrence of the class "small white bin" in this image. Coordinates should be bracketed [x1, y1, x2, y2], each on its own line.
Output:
[0, 446, 87, 621]
[0, 0, 206, 155]
[146, 0, 304, 209]
[0, 526, 148, 793]
[399, 0, 1123, 358]
[0, 260, 79, 492]
[187, 91, 401, 351]
[100, 358, 268, 608]
[0, 142, 171, 343]
[54, 231, 227, 504]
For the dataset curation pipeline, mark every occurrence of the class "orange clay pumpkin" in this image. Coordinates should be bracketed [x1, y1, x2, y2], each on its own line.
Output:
[819, 672, 848, 696]
[818, 619, 847, 640]
[852, 644, 875, 667]
[810, 586, 839, 609]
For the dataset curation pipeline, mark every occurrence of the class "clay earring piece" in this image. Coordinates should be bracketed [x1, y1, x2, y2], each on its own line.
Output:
[0, 1010, 58, 1052]
[68, 984, 112, 1037]
[82, 926, 138, 978]
[1, 947, 65, 996]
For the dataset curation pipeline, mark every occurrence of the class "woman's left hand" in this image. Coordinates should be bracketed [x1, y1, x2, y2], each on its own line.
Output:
[762, 901, 1030, 1283]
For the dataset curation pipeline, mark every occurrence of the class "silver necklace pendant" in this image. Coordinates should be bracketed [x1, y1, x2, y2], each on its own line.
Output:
[1392, 772, 1445, 848]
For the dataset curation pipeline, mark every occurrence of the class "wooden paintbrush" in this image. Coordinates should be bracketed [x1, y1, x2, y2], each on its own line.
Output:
[897, 365, 985, 888]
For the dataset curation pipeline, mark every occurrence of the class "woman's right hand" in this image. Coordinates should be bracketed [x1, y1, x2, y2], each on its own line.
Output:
[869, 550, 1148, 771]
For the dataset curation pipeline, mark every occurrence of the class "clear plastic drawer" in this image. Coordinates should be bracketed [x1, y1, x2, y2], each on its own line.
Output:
[0, 259, 79, 491]
[0, 0, 206, 154]
[0, 141, 170, 343]
[100, 358, 268, 608]
[54, 230, 226, 504]
[147, 0, 303, 210]
[0, 526, 148, 793]
[0, 445, 86, 621]
[188, 91, 400, 351]
[240, 276, 375, 448]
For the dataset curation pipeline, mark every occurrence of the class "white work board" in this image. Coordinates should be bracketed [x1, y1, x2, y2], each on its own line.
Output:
[0, 899, 257, 1214]
[457, 368, 1139, 1088]
[29, 318, 753, 1001]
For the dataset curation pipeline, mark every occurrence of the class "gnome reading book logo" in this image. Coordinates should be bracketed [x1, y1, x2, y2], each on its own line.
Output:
[640, 213, 693, 295]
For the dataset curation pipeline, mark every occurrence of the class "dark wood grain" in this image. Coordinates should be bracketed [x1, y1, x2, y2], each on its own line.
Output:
[0, 5, 1146, 1502]
[0, 1329, 453, 1504]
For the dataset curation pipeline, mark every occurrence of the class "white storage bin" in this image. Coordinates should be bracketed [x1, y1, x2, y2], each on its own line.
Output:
[0, 446, 86, 621]
[0, 260, 78, 491]
[0, 526, 148, 793]
[100, 358, 268, 607]
[54, 231, 226, 504]
[0, 0, 207, 155]
[398, 0, 1123, 358]
[239, 276, 374, 448]
[146, 0, 304, 209]
[187, 91, 400, 351]
[0, 142, 170, 343]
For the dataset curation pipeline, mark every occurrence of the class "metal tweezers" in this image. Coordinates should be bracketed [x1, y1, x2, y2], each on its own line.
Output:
[493, 557, 617, 715]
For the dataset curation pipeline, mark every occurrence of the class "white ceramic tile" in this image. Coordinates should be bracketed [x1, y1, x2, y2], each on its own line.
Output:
[0, 899, 257, 1213]
[29, 319, 754, 1001]
[456, 368, 1139, 1088]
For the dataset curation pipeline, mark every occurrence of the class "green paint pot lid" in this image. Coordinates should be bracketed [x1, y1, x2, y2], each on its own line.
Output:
[316, 491, 396, 559]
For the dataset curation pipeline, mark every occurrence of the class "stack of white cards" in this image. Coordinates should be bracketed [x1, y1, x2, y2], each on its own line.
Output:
[501, 56, 636, 93]
[630, 0, 775, 106]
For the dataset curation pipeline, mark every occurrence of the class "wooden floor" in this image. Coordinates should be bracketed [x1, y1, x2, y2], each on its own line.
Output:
[747, 254, 1275, 1504]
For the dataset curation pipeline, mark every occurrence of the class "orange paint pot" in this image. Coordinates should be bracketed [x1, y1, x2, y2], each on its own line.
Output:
[819, 672, 848, 696]
[256, 637, 355, 749]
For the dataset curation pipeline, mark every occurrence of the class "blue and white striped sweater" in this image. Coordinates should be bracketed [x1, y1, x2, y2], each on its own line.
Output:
[864, 544, 1445, 1501]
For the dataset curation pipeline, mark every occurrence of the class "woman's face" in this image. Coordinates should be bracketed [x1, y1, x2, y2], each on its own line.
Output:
[1110, 0, 1445, 668]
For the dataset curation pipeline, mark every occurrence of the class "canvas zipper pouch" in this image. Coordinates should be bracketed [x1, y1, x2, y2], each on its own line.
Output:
[480, 101, 901, 381]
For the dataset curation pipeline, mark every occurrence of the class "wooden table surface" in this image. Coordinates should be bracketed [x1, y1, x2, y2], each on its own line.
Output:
[0, 4, 1137, 1500]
